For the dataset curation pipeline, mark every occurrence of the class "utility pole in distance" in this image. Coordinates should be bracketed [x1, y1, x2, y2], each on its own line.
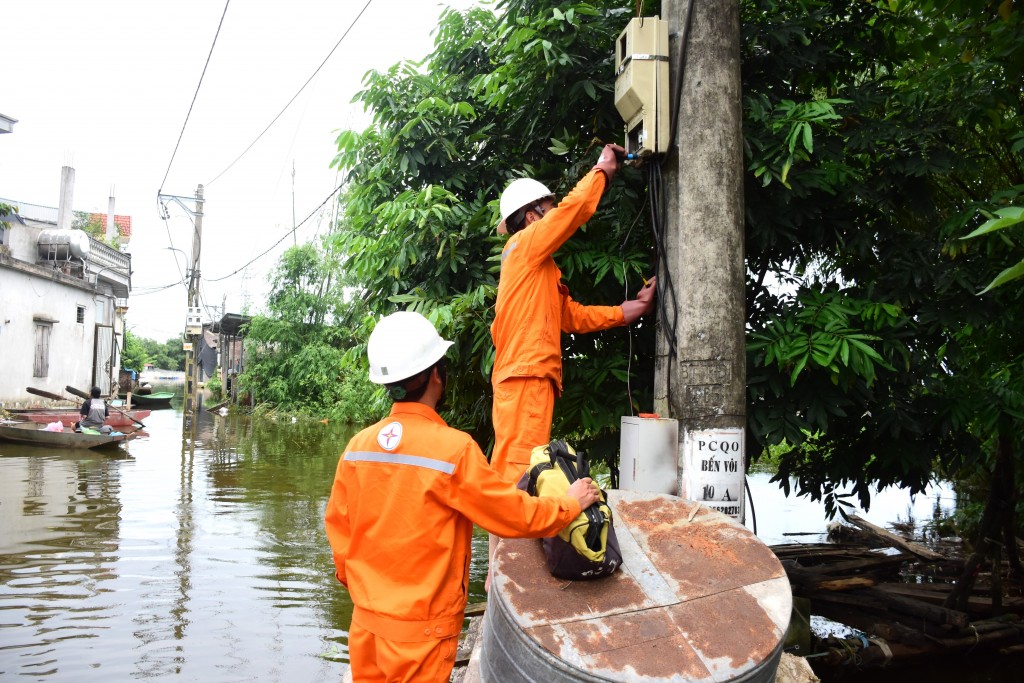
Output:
[656, 1, 747, 520]
[182, 184, 204, 441]
[160, 185, 205, 442]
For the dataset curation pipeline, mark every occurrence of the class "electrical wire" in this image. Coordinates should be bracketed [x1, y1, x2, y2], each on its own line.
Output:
[205, 182, 344, 283]
[618, 195, 649, 417]
[745, 475, 758, 535]
[158, 0, 232, 193]
[666, 0, 697, 156]
[159, 206, 189, 286]
[205, 0, 375, 187]
[633, 0, 696, 382]
[132, 281, 183, 295]
[647, 162, 679, 360]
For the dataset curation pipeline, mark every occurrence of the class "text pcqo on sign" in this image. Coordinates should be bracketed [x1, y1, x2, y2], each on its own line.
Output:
[680, 428, 745, 522]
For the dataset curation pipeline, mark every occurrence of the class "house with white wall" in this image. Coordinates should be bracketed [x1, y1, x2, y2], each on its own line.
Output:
[0, 170, 132, 408]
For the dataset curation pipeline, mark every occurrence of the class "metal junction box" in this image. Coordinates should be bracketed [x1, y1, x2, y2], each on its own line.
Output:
[185, 307, 203, 335]
[619, 415, 678, 494]
[614, 16, 670, 157]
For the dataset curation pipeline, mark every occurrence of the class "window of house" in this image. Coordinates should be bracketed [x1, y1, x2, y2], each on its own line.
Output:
[77, 305, 86, 323]
[33, 322, 52, 378]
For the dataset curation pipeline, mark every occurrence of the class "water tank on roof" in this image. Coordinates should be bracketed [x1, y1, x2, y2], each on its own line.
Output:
[37, 229, 91, 261]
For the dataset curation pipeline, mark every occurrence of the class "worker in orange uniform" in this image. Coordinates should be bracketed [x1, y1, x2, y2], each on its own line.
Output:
[325, 311, 601, 683]
[487, 143, 656, 591]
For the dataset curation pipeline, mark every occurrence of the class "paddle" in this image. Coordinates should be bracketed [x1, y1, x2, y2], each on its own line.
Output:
[64, 385, 147, 429]
[26, 386, 69, 403]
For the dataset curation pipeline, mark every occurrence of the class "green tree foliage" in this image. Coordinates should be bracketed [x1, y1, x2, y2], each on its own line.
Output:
[327, 0, 655, 460]
[743, 0, 1023, 516]
[963, 206, 1024, 293]
[131, 334, 186, 371]
[0, 202, 16, 229]
[238, 242, 380, 422]
[120, 330, 149, 371]
[305, 0, 1022, 525]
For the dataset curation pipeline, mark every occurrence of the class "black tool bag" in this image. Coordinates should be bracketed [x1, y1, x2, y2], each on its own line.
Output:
[517, 440, 622, 580]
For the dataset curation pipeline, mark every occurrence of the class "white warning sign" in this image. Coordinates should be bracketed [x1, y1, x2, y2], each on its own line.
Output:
[681, 428, 745, 521]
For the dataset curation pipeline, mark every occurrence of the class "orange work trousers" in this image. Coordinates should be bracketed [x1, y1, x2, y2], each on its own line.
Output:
[347, 622, 458, 683]
[491, 376, 556, 483]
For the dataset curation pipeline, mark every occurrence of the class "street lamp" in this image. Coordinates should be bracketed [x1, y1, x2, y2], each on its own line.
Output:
[165, 246, 191, 279]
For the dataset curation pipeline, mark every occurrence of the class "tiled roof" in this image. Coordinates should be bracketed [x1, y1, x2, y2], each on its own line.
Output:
[88, 213, 132, 237]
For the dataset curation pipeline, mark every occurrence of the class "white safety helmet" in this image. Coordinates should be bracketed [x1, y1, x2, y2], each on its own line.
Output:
[497, 177, 553, 234]
[367, 311, 454, 384]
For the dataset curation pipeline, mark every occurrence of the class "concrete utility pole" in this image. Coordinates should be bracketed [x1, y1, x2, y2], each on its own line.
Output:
[182, 185, 204, 441]
[656, 1, 747, 520]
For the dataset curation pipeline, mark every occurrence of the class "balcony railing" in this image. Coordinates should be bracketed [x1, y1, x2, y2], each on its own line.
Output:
[86, 237, 131, 297]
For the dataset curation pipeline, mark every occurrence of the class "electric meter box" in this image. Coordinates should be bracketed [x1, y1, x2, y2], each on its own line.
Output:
[614, 16, 670, 157]
[619, 415, 678, 495]
[185, 307, 203, 335]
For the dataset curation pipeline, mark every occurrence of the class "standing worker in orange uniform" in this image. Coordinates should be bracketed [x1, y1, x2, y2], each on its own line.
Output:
[487, 143, 657, 590]
[491, 143, 657, 482]
[324, 311, 601, 683]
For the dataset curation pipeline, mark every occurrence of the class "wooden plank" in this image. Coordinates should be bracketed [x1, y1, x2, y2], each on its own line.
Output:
[771, 543, 872, 557]
[807, 587, 971, 628]
[865, 586, 970, 628]
[878, 583, 1024, 615]
[795, 552, 909, 576]
[813, 576, 877, 591]
[847, 513, 944, 561]
[782, 560, 878, 590]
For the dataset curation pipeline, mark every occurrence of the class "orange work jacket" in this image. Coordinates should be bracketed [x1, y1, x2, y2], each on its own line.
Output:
[491, 169, 625, 392]
[324, 401, 581, 642]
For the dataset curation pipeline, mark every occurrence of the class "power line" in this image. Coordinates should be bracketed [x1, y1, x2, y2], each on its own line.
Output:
[132, 281, 184, 295]
[159, 204, 189, 285]
[158, 0, 232, 193]
[206, 182, 343, 283]
[205, 0, 375, 187]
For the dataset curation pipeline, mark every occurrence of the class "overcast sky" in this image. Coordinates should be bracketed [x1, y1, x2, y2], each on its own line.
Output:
[2, 0, 478, 341]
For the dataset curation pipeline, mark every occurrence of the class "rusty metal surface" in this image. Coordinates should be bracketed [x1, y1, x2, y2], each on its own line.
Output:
[615, 496, 787, 599]
[483, 490, 791, 682]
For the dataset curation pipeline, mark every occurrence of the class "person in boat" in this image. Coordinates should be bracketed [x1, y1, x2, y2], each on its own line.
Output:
[487, 143, 657, 588]
[324, 311, 600, 683]
[77, 386, 112, 434]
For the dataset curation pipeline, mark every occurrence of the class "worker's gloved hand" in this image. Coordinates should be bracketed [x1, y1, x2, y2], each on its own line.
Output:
[592, 143, 626, 184]
[621, 276, 657, 324]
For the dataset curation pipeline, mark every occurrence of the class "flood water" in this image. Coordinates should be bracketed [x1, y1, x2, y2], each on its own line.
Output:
[0, 402, 1016, 681]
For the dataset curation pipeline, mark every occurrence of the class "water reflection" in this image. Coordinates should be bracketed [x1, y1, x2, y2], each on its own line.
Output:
[743, 471, 958, 546]
[0, 407, 1014, 682]
[0, 444, 127, 679]
[0, 407, 357, 681]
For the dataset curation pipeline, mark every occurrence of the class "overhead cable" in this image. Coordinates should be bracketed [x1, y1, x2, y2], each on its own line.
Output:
[158, 0, 233, 193]
[132, 282, 184, 295]
[205, 182, 343, 283]
[205, 0, 375, 187]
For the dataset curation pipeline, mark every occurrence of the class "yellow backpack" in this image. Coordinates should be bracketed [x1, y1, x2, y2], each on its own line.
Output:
[518, 440, 622, 579]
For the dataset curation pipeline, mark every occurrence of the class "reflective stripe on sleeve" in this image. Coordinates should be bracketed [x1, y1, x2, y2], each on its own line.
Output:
[344, 450, 456, 475]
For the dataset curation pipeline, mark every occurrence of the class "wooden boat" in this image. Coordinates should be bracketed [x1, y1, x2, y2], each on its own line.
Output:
[20, 409, 151, 429]
[118, 392, 175, 408]
[0, 422, 136, 449]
